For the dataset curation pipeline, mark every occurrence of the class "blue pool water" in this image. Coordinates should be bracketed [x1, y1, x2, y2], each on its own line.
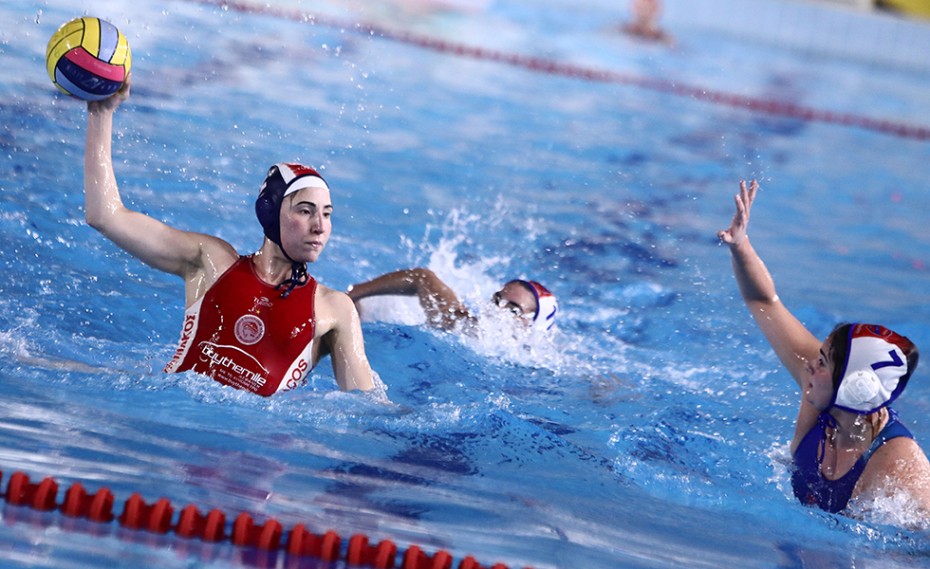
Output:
[1, 0, 930, 567]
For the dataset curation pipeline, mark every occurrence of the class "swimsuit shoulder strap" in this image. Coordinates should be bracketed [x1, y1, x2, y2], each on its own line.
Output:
[861, 408, 913, 463]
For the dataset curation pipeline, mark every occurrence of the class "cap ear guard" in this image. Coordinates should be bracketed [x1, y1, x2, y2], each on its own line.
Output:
[834, 369, 888, 412]
[832, 323, 914, 414]
[255, 165, 286, 247]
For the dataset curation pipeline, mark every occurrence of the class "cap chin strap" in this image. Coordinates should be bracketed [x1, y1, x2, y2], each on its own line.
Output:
[275, 243, 307, 299]
[277, 262, 307, 298]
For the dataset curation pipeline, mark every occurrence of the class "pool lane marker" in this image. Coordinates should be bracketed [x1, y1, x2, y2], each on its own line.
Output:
[3, 469, 525, 569]
[186, 0, 930, 142]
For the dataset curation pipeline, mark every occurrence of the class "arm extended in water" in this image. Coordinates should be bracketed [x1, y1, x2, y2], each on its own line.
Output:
[347, 268, 470, 331]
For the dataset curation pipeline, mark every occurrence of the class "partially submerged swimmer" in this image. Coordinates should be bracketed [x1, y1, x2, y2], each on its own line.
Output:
[82, 79, 376, 396]
[719, 179, 930, 519]
[791, 323, 920, 513]
[347, 268, 558, 334]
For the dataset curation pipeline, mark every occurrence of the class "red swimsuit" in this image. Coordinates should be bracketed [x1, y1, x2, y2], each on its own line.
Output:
[164, 256, 317, 396]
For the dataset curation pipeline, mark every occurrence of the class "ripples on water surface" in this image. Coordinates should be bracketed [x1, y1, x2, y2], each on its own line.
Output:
[1, 0, 930, 567]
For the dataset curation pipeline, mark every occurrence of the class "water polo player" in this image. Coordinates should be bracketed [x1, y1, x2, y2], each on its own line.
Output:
[82, 79, 377, 396]
[718, 179, 930, 518]
[347, 268, 558, 334]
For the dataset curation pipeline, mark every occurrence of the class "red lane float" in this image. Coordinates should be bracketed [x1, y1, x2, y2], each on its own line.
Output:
[61, 482, 115, 522]
[119, 493, 174, 533]
[287, 524, 342, 561]
[346, 533, 398, 568]
[6, 472, 59, 511]
[231, 512, 283, 550]
[0, 468, 524, 569]
[176, 504, 226, 541]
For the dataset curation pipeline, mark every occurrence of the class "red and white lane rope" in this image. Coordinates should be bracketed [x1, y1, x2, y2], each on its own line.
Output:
[189, 0, 930, 141]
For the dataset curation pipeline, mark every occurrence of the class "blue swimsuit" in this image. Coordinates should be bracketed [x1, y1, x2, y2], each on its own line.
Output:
[791, 408, 913, 513]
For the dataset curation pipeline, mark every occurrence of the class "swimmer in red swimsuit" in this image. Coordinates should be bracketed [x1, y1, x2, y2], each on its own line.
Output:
[718, 179, 930, 522]
[347, 268, 557, 334]
[82, 79, 377, 395]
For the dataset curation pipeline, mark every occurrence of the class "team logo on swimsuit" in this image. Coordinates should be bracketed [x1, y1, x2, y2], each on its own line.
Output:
[234, 314, 265, 346]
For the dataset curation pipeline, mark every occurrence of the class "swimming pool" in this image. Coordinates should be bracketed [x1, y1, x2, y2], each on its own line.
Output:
[1, 0, 930, 567]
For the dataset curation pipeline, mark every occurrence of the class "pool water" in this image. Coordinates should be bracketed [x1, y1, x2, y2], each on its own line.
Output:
[1, 0, 930, 567]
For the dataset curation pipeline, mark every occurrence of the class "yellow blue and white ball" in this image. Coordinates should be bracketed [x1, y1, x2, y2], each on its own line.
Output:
[46, 17, 132, 101]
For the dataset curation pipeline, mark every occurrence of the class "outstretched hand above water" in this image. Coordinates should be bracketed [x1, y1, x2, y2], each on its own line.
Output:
[717, 179, 758, 247]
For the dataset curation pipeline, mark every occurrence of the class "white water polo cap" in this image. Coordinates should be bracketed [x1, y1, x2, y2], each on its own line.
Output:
[255, 163, 329, 252]
[519, 280, 558, 331]
[832, 323, 917, 414]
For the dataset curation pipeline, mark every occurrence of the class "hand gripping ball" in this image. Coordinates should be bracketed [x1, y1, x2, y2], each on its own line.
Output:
[46, 17, 132, 101]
